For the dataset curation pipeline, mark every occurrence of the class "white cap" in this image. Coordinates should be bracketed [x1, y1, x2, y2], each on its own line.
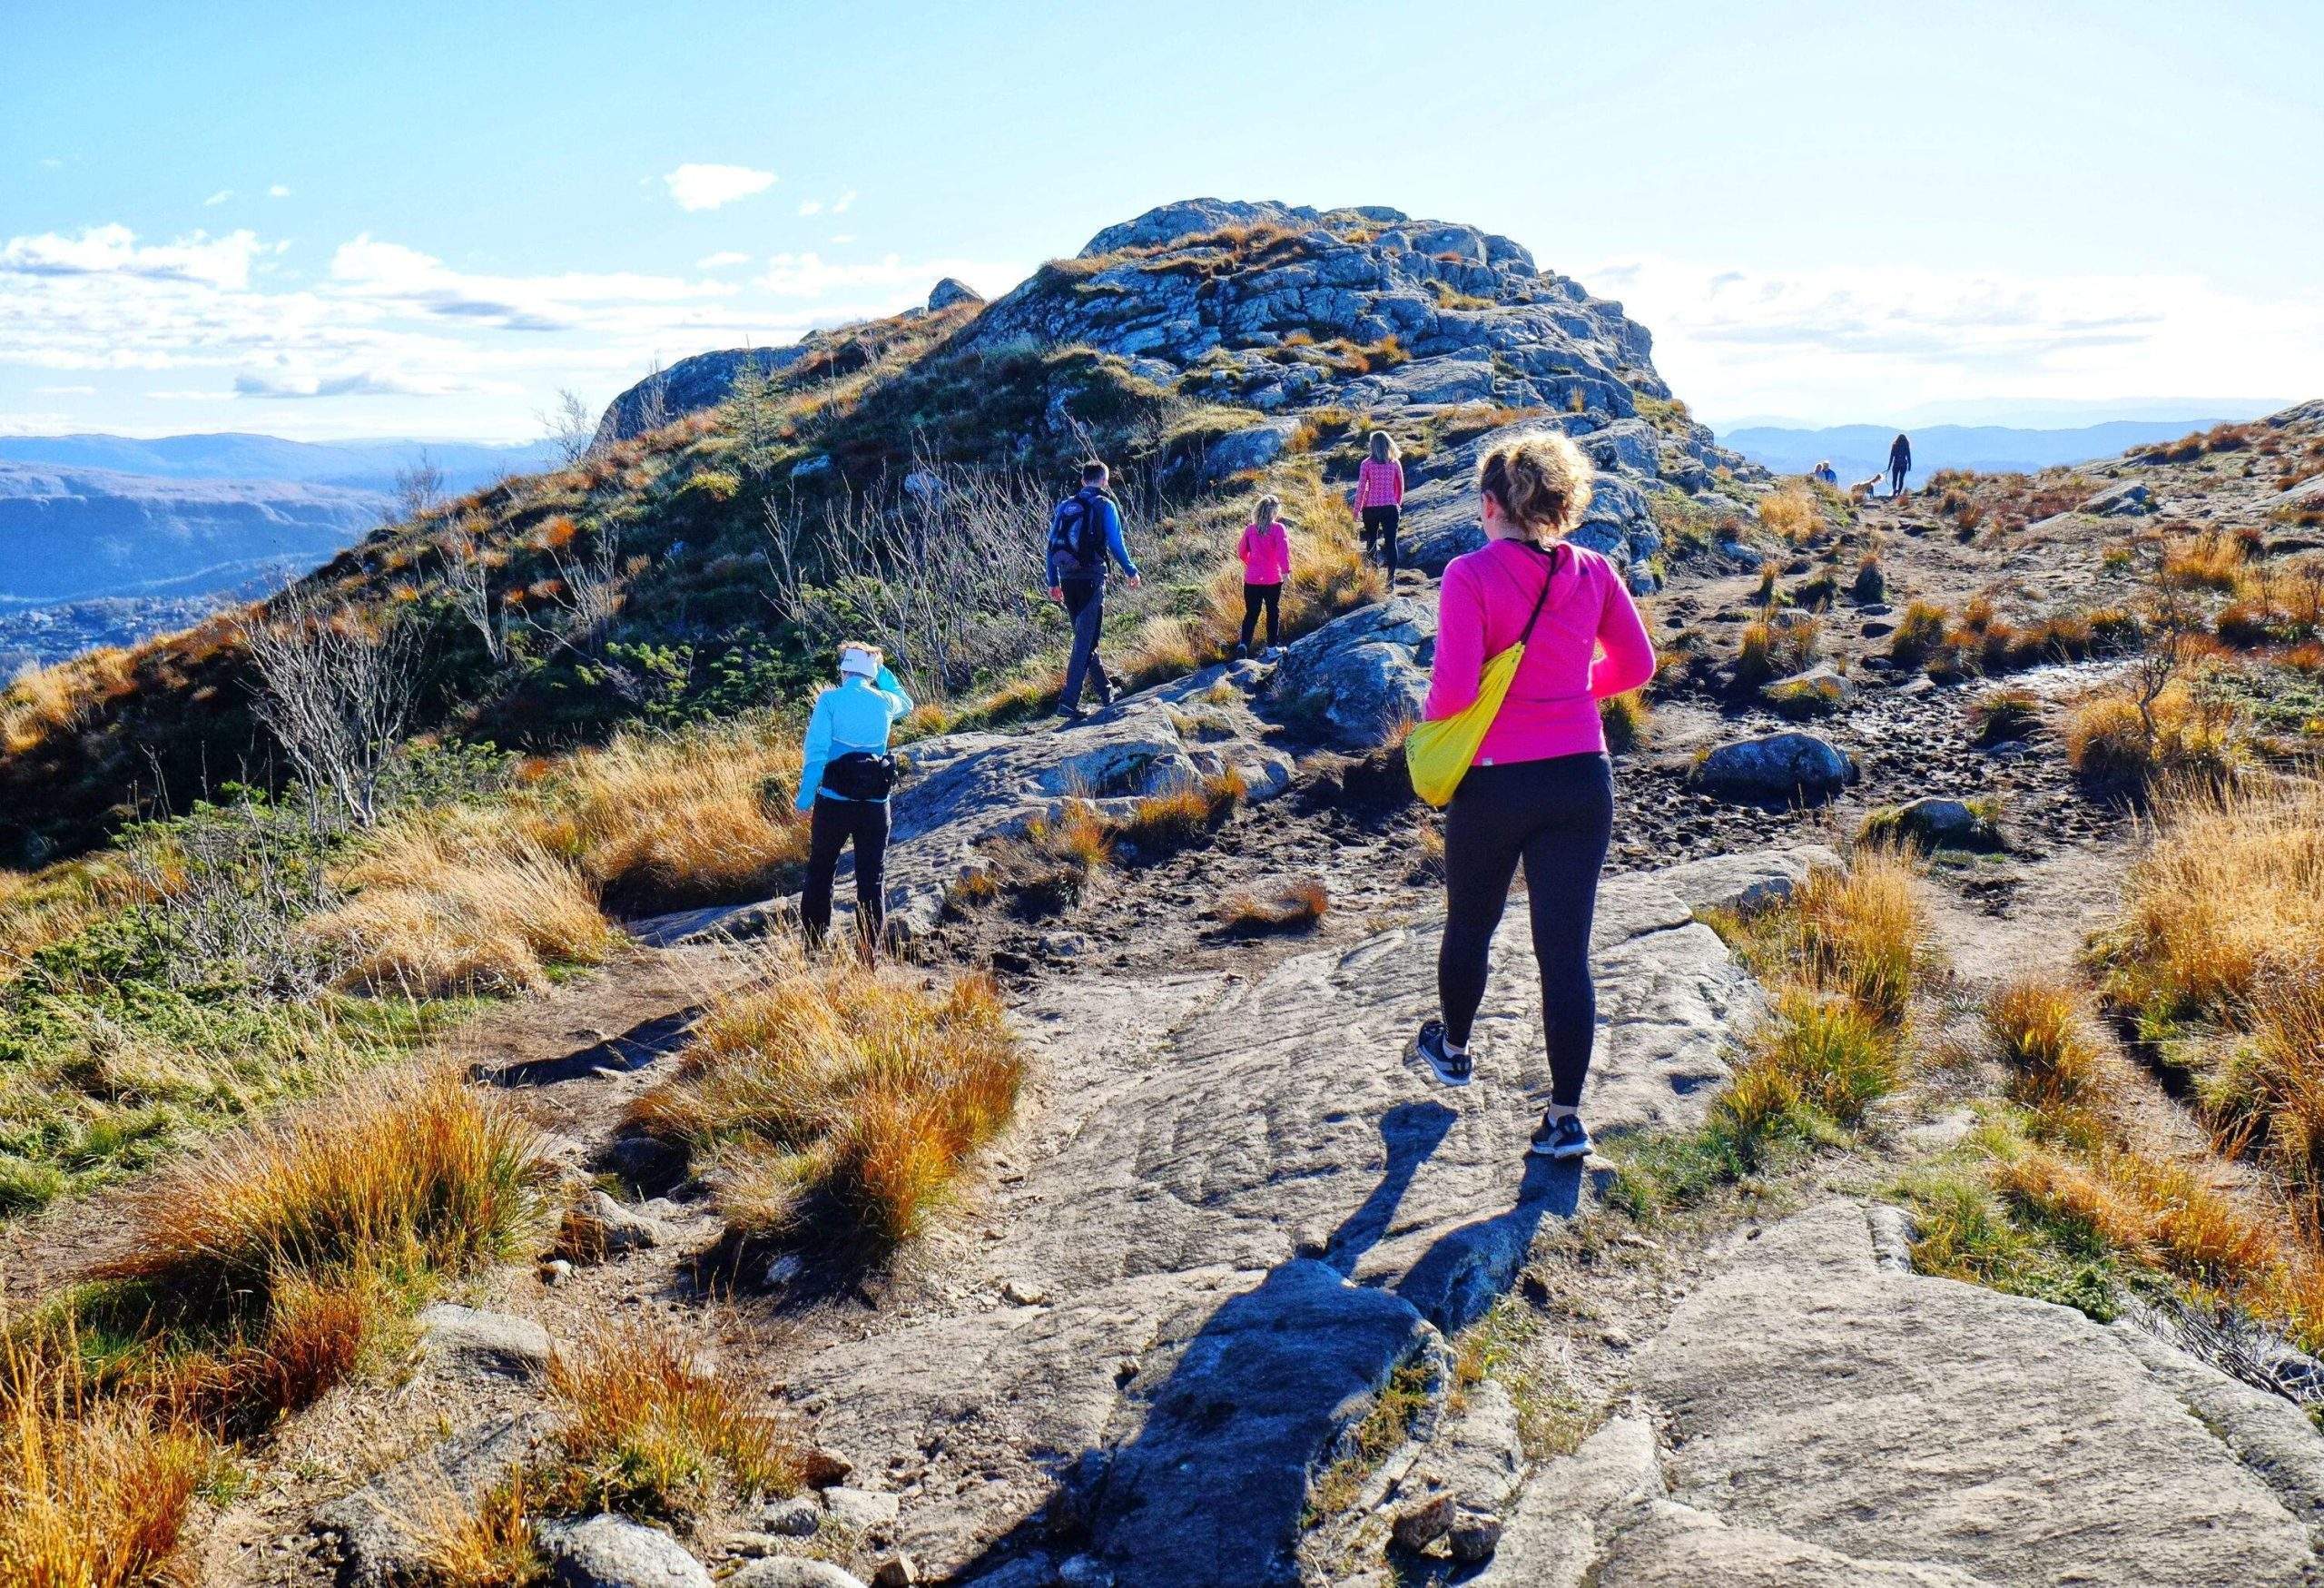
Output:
[838, 645, 880, 679]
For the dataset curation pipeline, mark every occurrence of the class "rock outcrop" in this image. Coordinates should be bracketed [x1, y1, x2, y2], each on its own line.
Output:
[593, 346, 810, 446]
[1467, 1202, 2324, 1586]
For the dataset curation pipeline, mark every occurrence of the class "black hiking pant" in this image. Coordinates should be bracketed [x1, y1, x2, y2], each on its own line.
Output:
[1238, 582, 1282, 651]
[1438, 754, 1615, 1108]
[1059, 577, 1114, 710]
[803, 794, 890, 952]
[1889, 460, 1908, 497]
[1362, 504, 1401, 576]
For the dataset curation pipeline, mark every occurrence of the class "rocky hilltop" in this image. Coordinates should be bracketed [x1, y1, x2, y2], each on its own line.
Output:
[599, 197, 1759, 588]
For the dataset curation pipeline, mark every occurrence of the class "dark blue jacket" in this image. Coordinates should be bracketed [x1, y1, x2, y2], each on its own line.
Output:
[1046, 488, 1139, 587]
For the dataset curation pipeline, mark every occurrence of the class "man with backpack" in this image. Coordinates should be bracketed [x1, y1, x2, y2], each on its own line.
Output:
[1046, 459, 1141, 722]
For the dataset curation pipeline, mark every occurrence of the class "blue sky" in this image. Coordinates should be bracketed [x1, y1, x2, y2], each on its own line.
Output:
[4, 0, 2319, 439]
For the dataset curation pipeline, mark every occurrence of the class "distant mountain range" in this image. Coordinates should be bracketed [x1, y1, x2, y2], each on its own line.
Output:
[0, 434, 559, 664]
[0, 433, 556, 496]
[1721, 419, 2243, 485]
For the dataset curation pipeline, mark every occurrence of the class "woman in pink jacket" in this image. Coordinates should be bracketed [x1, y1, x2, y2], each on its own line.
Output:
[1235, 493, 1292, 659]
[1353, 430, 1406, 577]
[1410, 432, 1656, 1161]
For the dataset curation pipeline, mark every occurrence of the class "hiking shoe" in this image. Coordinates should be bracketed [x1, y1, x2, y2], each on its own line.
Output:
[1413, 1020, 1472, 1088]
[1259, 646, 1281, 662]
[1529, 1112, 1592, 1159]
[1054, 705, 1087, 725]
[1234, 642, 1249, 660]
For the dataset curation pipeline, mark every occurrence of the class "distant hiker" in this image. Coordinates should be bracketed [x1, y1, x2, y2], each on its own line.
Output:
[795, 642, 912, 958]
[1354, 430, 1406, 577]
[1046, 459, 1141, 722]
[1813, 459, 1838, 485]
[1408, 431, 1655, 1160]
[1888, 433, 1913, 498]
[1236, 494, 1291, 659]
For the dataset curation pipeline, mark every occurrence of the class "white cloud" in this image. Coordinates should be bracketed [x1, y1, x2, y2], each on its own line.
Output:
[829, 234, 856, 246]
[797, 199, 823, 216]
[32, 383, 95, 395]
[697, 251, 751, 270]
[0, 225, 263, 290]
[203, 189, 233, 207]
[663, 163, 775, 212]
[268, 183, 290, 198]
[1588, 256, 2324, 426]
[0, 219, 1025, 435]
[832, 190, 856, 213]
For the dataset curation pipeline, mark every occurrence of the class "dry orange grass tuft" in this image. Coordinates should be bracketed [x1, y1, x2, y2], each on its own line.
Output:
[541, 1322, 802, 1524]
[2097, 775, 2324, 1206]
[1216, 876, 1329, 933]
[2063, 682, 2241, 787]
[1764, 847, 1927, 1029]
[632, 946, 1022, 1245]
[0, 1327, 208, 1588]
[305, 816, 618, 997]
[1758, 484, 1821, 542]
[519, 726, 810, 914]
[1, 648, 134, 755]
[1987, 976, 2112, 1115]
[98, 1069, 547, 1308]
[2160, 530, 2248, 592]
[1117, 770, 1244, 850]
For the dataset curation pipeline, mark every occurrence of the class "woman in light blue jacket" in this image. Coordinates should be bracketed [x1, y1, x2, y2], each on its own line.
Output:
[796, 641, 912, 955]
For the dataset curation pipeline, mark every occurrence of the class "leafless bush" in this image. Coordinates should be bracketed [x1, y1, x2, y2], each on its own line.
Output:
[440, 514, 504, 663]
[389, 449, 447, 528]
[633, 356, 671, 436]
[244, 586, 422, 829]
[125, 799, 340, 994]
[539, 526, 630, 655]
[540, 388, 597, 466]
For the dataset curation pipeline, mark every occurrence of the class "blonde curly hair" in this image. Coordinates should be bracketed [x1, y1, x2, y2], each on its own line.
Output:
[1476, 430, 1592, 541]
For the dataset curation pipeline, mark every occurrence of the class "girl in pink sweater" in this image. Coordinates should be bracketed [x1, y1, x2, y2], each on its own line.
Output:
[1235, 494, 1292, 658]
[1410, 431, 1655, 1163]
[1353, 430, 1406, 577]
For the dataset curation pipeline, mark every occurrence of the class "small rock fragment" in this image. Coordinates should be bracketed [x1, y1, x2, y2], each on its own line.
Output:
[1001, 1278, 1049, 1307]
[1389, 1492, 1454, 1552]
[870, 1553, 920, 1587]
[820, 1485, 901, 1530]
[1447, 1506, 1503, 1562]
[758, 1494, 821, 1536]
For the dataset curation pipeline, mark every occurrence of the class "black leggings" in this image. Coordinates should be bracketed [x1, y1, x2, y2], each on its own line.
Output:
[1437, 754, 1615, 1108]
[803, 794, 890, 950]
[1362, 504, 1400, 575]
[1238, 582, 1281, 650]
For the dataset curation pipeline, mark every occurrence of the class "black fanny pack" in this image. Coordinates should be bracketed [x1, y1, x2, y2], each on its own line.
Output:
[821, 750, 898, 802]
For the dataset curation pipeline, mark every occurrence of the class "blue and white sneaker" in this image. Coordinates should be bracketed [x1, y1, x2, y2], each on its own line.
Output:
[1413, 1020, 1472, 1088]
[1529, 1111, 1592, 1159]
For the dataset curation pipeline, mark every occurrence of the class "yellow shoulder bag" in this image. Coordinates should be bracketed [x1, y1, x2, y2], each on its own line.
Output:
[1404, 544, 1563, 808]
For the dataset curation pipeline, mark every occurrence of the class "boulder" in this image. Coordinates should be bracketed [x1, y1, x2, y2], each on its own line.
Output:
[1199, 419, 1298, 480]
[593, 345, 808, 445]
[1691, 733, 1855, 802]
[1865, 795, 2001, 851]
[316, 1412, 557, 1588]
[416, 1304, 556, 1376]
[822, 1485, 902, 1530]
[927, 277, 983, 311]
[1758, 665, 1856, 719]
[582, 1188, 679, 1253]
[1267, 597, 1435, 748]
[2083, 480, 2156, 516]
[538, 1515, 713, 1588]
[758, 1494, 822, 1536]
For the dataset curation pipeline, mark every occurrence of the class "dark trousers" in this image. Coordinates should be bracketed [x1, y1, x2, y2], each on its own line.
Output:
[1362, 504, 1401, 575]
[1890, 462, 1908, 496]
[803, 794, 890, 951]
[1237, 582, 1282, 651]
[1438, 754, 1615, 1107]
[1059, 578, 1114, 710]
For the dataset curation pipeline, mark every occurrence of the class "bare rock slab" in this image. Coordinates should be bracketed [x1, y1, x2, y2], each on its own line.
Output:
[1631, 1200, 2324, 1586]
